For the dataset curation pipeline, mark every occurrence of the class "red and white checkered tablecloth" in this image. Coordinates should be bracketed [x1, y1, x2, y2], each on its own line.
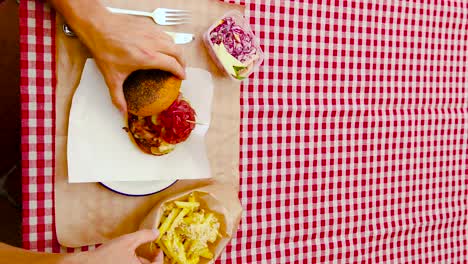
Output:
[20, 0, 468, 262]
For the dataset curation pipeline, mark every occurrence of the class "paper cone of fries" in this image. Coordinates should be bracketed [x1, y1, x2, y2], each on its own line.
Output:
[138, 184, 242, 263]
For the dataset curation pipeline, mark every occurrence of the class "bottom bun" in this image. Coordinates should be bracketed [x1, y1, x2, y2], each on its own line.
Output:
[130, 135, 155, 155]
[132, 136, 175, 156]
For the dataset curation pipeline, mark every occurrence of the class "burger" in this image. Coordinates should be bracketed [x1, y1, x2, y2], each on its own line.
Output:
[123, 69, 196, 156]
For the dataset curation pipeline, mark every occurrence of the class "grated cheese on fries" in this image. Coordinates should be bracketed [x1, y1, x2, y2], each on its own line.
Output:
[152, 193, 221, 264]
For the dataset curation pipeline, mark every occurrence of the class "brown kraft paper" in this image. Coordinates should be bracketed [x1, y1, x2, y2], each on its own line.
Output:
[54, 0, 243, 248]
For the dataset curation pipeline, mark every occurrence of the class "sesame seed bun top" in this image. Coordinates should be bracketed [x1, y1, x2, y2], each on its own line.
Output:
[123, 69, 181, 117]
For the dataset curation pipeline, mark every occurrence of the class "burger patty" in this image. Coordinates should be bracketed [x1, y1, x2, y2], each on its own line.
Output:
[128, 114, 162, 149]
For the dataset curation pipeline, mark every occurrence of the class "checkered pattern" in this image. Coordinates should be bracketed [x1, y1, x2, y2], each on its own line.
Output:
[20, 0, 468, 262]
[19, 0, 57, 252]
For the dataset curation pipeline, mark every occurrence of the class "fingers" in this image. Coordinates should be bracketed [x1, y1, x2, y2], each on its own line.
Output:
[159, 41, 185, 68]
[146, 31, 186, 78]
[159, 33, 186, 67]
[95, 62, 128, 114]
[144, 52, 186, 80]
[156, 30, 173, 43]
[138, 256, 152, 264]
[108, 81, 127, 114]
[152, 248, 164, 264]
[126, 229, 159, 249]
[137, 253, 163, 264]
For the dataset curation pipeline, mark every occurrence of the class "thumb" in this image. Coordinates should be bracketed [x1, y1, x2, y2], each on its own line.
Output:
[151, 248, 164, 263]
[143, 53, 186, 80]
[108, 80, 128, 115]
[95, 62, 128, 114]
[125, 229, 159, 249]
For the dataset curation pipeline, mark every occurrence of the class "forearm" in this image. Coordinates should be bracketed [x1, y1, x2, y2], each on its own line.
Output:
[48, 0, 110, 49]
[0, 243, 70, 264]
[49, 0, 105, 26]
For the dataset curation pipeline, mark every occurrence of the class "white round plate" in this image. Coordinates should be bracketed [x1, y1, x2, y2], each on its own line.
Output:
[100, 180, 177, 197]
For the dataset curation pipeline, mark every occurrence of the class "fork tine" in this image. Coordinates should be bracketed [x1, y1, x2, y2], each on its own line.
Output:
[161, 21, 190, 26]
[164, 18, 191, 24]
[165, 14, 192, 19]
[166, 10, 192, 14]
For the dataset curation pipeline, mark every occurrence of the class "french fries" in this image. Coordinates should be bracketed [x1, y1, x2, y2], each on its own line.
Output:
[153, 193, 221, 264]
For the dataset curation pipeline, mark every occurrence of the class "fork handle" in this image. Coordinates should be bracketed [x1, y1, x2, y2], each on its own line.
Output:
[106, 7, 152, 17]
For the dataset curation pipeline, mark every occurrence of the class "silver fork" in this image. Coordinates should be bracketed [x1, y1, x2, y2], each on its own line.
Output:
[106, 7, 191, 26]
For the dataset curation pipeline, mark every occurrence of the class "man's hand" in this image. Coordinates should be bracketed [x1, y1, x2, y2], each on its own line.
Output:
[80, 13, 186, 113]
[67, 230, 163, 264]
[0, 230, 162, 264]
[50, 0, 186, 113]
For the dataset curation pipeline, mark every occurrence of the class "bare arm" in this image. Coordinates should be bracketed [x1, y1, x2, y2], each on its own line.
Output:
[49, 0, 186, 113]
[0, 243, 66, 264]
[0, 230, 162, 264]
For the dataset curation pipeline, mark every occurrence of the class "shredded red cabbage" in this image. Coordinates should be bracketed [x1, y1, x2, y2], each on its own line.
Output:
[209, 17, 257, 63]
[158, 98, 196, 144]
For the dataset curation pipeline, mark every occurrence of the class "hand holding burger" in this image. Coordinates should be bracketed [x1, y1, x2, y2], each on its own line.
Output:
[50, 0, 186, 114]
